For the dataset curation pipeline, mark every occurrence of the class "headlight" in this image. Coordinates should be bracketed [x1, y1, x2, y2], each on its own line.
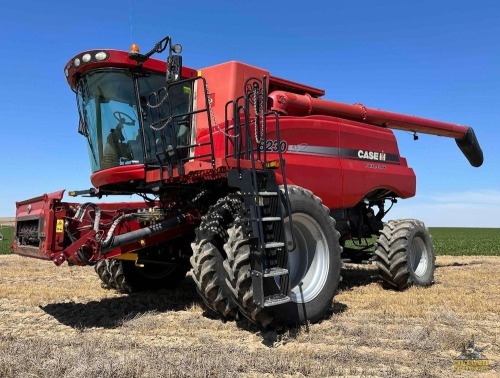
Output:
[95, 51, 108, 61]
[82, 53, 91, 63]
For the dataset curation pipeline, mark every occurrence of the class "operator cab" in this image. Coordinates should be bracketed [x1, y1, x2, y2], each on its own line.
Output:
[76, 69, 193, 172]
[65, 43, 198, 193]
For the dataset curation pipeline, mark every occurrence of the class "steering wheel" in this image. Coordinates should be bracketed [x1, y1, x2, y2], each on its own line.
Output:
[113, 111, 136, 126]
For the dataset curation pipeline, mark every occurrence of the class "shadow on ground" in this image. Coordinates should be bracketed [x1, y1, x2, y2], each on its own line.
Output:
[436, 260, 483, 268]
[40, 279, 202, 329]
[40, 266, 373, 335]
[339, 264, 379, 290]
[254, 263, 378, 346]
[254, 299, 349, 348]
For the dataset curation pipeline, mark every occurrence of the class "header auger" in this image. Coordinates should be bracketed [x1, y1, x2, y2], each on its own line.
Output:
[13, 35, 483, 329]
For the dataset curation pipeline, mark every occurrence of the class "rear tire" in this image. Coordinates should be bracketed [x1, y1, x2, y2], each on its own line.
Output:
[223, 186, 342, 328]
[190, 194, 244, 319]
[375, 219, 435, 290]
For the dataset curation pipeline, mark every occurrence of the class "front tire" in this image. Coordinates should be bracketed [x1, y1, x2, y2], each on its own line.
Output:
[190, 194, 244, 319]
[224, 186, 342, 328]
[375, 219, 435, 290]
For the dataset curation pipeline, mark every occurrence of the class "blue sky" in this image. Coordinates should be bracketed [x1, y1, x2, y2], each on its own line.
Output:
[1, 1, 499, 227]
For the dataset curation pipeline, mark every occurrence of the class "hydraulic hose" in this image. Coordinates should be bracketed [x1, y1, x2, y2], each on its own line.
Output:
[101, 215, 186, 252]
[73, 203, 101, 232]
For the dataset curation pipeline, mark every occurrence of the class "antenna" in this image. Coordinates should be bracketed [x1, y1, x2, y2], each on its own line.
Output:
[128, 0, 134, 45]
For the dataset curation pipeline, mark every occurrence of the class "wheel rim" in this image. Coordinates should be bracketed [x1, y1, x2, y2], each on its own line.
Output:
[285, 213, 329, 303]
[410, 236, 429, 277]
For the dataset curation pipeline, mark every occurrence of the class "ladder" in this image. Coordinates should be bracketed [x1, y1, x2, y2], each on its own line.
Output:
[228, 169, 290, 307]
[225, 75, 293, 308]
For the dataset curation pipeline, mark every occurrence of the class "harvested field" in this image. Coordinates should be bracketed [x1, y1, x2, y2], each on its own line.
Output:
[0, 254, 498, 377]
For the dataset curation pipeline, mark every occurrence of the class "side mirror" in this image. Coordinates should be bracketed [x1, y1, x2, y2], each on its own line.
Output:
[167, 55, 183, 83]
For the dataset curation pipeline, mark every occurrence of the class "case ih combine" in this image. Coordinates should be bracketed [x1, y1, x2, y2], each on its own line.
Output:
[13, 36, 483, 328]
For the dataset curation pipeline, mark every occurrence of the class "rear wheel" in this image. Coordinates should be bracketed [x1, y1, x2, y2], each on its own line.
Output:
[190, 194, 244, 319]
[375, 219, 435, 290]
[224, 186, 342, 328]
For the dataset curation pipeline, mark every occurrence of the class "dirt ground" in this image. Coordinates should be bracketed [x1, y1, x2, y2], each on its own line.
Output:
[0, 254, 498, 378]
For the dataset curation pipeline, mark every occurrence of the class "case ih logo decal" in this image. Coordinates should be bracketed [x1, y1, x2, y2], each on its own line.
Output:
[287, 144, 399, 164]
[357, 150, 386, 161]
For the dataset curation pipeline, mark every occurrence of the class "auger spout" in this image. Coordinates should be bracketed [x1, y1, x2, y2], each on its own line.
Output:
[268, 90, 483, 167]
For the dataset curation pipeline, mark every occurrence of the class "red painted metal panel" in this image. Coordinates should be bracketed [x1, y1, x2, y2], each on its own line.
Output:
[90, 164, 145, 188]
[14, 190, 66, 260]
[196, 61, 269, 133]
[338, 119, 415, 207]
[254, 116, 415, 209]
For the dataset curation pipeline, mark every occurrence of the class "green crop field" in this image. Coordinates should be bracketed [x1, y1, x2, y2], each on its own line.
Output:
[0, 226, 14, 255]
[0, 226, 498, 256]
[429, 227, 500, 256]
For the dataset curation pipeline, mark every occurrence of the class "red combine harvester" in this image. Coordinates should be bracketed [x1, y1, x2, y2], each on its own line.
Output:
[13, 36, 483, 328]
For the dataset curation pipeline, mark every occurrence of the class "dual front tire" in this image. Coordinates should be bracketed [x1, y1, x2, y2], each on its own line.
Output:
[189, 194, 244, 319]
[222, 186, 342, 328]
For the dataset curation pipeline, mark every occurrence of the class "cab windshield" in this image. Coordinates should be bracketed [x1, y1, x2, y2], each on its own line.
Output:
[77, 69, 193, 172]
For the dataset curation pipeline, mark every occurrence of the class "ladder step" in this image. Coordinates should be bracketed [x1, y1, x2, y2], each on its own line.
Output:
[264, 294, 290, 307]
[261, 217, 282, 222]
[258, 191, 278, 196]
[265, 242, 285, 249]
[263, 267, 289, 277]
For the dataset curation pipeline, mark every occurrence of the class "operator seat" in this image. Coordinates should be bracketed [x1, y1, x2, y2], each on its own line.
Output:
[102, 127, 130, 169]
[102, 130, 120, 169]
